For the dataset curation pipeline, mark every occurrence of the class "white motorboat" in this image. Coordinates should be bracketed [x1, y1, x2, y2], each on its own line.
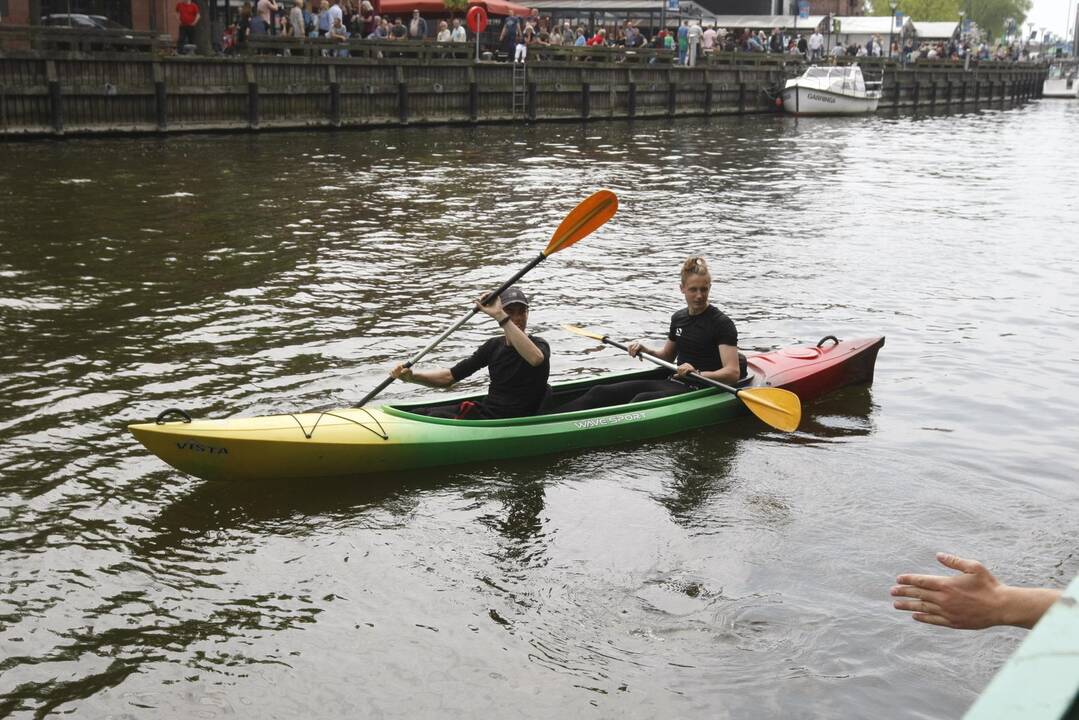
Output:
[1042, 60, 1078, 99]
[781, 65, 882, 116]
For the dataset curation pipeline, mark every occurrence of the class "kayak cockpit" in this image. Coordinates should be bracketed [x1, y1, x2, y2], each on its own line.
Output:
[383, 366, 753, 426]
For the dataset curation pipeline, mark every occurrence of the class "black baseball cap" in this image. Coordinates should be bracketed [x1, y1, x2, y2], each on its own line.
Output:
[499, 287, 530, 308]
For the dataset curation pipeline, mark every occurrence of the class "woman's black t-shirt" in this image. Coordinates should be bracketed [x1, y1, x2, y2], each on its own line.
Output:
[667, 305, 745, 376]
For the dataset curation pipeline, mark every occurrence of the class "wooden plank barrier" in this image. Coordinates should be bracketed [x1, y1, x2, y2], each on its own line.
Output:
[0, 47, 1048, 138]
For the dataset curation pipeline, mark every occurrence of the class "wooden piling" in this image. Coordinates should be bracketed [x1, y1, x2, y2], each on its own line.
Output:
[46, 60, 62, 134]
[153, 61, 167, 131]
[328, 65, 341, 127]
[245, 63, 258, 130]
[396, 66, 408, 124]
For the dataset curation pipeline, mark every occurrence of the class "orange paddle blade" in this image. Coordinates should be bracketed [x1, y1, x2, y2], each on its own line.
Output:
[543, 190, 618, 256]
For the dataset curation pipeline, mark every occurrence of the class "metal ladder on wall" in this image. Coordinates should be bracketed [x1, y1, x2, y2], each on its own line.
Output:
[511, 62, 527, 119]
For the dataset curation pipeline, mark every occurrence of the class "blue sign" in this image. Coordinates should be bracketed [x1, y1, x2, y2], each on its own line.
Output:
[895, 11, 904, 28]
[666, 0, 679, 11]
[797, 0, 810, 18]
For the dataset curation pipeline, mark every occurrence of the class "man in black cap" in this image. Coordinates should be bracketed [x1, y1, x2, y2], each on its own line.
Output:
[389, 287, 551, 419]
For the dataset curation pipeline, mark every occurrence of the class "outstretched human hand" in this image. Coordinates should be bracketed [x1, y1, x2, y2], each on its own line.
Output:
[891, 553, 1061, 630]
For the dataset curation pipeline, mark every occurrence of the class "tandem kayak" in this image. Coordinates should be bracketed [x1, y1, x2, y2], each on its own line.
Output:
[129, 335, 884, 481]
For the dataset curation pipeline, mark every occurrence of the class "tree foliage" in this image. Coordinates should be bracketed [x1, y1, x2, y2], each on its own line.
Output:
[869, 0, 959, 22]
[868, 0, 1028, 37]
[967, 0, 1031, 37]
[443, 0, 468, 14]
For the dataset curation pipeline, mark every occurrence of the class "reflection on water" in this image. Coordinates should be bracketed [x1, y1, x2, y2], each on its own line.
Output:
[2, 102, 1079, 717]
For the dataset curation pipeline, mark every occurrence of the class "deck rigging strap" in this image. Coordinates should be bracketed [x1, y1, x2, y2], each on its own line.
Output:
[288, 408, 389, 441]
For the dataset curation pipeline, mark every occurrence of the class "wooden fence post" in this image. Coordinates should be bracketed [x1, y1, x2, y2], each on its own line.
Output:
[328, 64, 340, 127]
[396, 66, 408, 123]
[46, 60, 63, 134]
[468, 66, 478, 123]
[152, 61, 167, 131]
[245, 63, 258, 129]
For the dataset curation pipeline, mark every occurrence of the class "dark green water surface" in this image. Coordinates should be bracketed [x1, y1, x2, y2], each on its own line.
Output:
[1, 103, 1077, 718]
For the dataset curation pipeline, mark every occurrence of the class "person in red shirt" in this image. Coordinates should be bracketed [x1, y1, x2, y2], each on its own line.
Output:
[175, 0, 201, 52]
[586, 27, 605, 46]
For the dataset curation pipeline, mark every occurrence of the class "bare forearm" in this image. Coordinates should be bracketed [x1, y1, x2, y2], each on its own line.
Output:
[1000, 586, 1063, 629]
[698, 365, 739, 385]
[640, 343, 675, 362]
[502, 321, 544, 366]
[407, 368, 455, 388]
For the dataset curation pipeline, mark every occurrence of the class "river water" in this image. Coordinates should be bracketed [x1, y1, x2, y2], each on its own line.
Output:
[1, 101, 1077, 718]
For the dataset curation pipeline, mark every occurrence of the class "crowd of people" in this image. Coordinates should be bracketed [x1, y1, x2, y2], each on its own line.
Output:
[213, 2, 1031, 65]
[222, 2, 467, 54]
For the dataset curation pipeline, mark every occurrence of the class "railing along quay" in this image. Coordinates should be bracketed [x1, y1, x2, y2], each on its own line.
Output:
[0, 27, 1049, 139]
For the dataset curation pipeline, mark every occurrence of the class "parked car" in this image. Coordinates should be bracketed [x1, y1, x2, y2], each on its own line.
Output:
[38, 13, 139, 52]
[89, 15, 131, 30]
[40, 13, 130, 30]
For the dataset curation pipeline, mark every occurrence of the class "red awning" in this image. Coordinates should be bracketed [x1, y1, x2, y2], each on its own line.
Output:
[376, 0, 456, 15]
[468, 0, 536, 17]
[375, 0, 536, 16]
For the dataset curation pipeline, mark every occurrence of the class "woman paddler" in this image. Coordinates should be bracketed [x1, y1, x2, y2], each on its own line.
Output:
[559, 257, 745, 412]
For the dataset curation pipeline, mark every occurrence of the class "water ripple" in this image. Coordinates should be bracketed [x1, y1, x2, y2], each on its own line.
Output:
[1, 102, 1078, 717]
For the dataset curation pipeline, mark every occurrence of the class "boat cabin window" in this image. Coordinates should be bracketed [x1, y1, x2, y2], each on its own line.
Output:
[802, 66, 866, 93]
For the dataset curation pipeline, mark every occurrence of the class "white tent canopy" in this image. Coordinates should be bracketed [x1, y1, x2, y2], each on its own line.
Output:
[911, 20, 959, 39]
[830, 15, 909, 35]
[521, 4, 827, 28]
[830, 14, 912, 50]
[708, 14, 826, 31]
[527, 0, 725, 23]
